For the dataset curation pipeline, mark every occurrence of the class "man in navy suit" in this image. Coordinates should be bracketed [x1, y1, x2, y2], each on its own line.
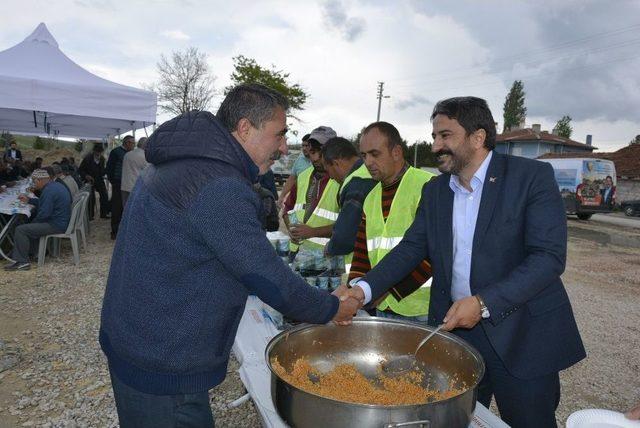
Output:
[340, 97, 585, 427]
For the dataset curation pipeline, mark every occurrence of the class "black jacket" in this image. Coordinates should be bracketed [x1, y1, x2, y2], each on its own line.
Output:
[364, 152, 585, 379]
[4, 148, 22, 162]
[106, 146, 128, 184]
[79, 154, 106, 182]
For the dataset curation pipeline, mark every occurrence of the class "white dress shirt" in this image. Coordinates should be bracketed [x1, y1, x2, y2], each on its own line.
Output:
[449, 151, 492, 301]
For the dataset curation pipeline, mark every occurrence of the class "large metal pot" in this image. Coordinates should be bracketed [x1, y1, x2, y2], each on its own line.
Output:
[266, 317, 484, 428]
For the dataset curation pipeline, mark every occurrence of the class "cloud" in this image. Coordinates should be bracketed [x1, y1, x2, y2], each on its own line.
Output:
[2, 0, 636, 150]
[74, 0, 113, 9]
[395, 94, 432, 111]
[160, 29, 190, 41]
[410, 1, 640, 127]
[322, 0, 366, 42]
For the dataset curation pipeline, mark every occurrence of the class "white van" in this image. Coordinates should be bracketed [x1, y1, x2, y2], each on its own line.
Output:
[539, 158, 616, 220]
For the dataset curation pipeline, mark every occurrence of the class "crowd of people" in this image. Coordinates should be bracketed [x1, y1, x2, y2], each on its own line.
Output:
[3, 83, 637, 427]
[1, 136, 149, 271]
[93, 82, 628, 428]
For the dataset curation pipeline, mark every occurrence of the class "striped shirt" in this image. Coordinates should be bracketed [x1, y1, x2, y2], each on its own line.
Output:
[348, 172, 432, 303]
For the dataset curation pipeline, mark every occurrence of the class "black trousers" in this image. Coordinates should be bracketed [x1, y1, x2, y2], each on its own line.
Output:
[89, 178, 110, 219]
[110, 182, 123, 236]
[454, 325, 560, 428]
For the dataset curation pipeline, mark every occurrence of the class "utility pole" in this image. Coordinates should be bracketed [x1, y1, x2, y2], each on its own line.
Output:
[376, 81, 390, 121]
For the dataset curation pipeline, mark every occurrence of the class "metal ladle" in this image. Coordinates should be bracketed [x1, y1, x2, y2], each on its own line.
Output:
[382, 324, 445, 376]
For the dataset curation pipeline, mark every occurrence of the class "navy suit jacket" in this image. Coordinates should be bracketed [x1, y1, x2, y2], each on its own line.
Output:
[364, 152, 586, 379]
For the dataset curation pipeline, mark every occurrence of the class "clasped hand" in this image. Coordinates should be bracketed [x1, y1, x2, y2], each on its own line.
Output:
[331, 284, 365, 325]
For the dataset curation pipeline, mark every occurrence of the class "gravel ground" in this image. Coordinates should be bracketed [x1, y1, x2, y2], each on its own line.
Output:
[0, 217, 639, 427]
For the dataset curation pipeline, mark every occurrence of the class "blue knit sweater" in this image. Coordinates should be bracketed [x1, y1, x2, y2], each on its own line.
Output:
[29, 181, 71, 232]
[99, 111, 339, 395]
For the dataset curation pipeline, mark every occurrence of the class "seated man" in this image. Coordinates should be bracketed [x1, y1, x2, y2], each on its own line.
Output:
[0, 160, 17, 186]
[4, 169, 72, 271]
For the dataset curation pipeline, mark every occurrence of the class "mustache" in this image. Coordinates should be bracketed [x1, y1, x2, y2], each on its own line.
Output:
[434, 150, 454, 158]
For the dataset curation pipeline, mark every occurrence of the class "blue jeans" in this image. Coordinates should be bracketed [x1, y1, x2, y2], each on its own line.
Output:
[376, 309, 429, 323]
[109, 368, 214, 428]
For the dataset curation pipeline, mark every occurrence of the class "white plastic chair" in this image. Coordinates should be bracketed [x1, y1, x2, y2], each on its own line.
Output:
[37, 196, 84, 267]
[72, 192, 90, 249]
[79, 183, 92, 233]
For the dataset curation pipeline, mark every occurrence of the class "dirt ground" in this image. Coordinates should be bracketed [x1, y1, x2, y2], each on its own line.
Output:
[0, 216, 639, 427]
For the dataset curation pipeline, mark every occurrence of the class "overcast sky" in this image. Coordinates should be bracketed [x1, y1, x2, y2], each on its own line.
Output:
[2, 0, 639, 152]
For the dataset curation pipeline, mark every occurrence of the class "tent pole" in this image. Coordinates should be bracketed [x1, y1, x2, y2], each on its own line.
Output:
[33, 111, 37, 128]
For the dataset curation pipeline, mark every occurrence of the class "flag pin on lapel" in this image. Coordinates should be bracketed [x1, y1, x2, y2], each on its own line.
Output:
[489, 176, 497, 183]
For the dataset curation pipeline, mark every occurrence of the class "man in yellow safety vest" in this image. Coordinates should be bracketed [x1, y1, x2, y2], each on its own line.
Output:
[348, 122, 435, 322]
[285, 126, 340, 253]
[320, 137, 376, 266]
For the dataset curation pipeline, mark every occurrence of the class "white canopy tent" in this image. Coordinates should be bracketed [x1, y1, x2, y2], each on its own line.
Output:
[0, 23, 157, 140]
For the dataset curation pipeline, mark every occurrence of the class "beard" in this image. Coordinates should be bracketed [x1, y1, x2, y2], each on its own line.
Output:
[435, 149, 471, 175]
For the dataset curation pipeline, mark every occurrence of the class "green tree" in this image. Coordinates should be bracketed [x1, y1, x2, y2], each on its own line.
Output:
[554, 115, 573, 138]
[407, 141, 438, 168]
[502, 80, 527, 132]
[629, 135, 640, 145]
[1, 131, 15, 149]
[153, 47, 216, 115]
[33, 136, 45, 150]
[226, 55, 308, 116]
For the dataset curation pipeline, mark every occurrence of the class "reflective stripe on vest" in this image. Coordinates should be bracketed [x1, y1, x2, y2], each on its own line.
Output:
[290, 166, 340, 252]
[366, 236, 404, 252]
[314, 208, 339, 221]
[363, 167, 435, 317]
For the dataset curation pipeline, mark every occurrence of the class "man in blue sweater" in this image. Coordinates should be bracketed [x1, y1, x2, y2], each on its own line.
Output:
[99, 83, 360, 427]
[5, 169, 71, 271]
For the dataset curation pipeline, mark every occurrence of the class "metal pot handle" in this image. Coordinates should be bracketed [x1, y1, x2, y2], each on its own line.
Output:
[385, 420, 431, 428]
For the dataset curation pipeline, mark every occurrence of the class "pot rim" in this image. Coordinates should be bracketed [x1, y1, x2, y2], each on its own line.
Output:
[265, 317, 486, 409]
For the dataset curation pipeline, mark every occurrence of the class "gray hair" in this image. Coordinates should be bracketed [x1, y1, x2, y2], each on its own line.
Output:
[216, 83, 289, 132]
[137, 137, 148, 149]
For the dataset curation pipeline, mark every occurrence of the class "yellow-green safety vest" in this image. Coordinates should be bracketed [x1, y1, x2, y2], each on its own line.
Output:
[363, 167, 435, 317]
[336, 163, 372, 266]
[290, 166, 340, 252]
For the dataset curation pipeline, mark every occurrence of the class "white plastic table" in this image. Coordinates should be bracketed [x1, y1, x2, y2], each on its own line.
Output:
[0, 181, 33, 262]
[232, 296, 509, 428]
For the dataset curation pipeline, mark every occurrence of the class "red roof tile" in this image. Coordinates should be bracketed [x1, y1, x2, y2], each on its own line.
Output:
[497, 128, 596, 150]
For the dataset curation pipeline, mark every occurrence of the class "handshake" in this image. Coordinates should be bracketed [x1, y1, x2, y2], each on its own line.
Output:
[331, 284, 366, 325]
